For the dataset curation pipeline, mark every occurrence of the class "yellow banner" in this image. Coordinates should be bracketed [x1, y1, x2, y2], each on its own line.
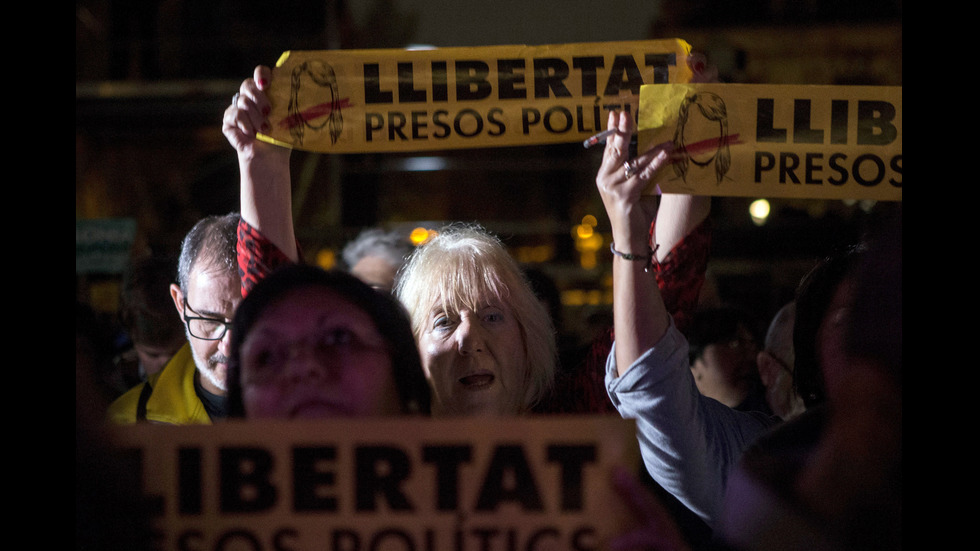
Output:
[638, 83, 902, 201]
[259, 40, 693, 153]
[108, 417, 640, 551]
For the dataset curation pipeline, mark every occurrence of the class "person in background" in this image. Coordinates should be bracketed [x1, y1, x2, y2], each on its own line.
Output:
[687, 307, 771, 415]
[719, 208, 902, 551]
[110, 254, 187, 393]
[107, 213, 242, 424]
[341, 227, 414, 292]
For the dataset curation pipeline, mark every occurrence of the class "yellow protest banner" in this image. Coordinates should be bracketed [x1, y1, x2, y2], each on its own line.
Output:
[258, 40, 694, 153]
[108, 417, 640, 551]
[638, 83, 902, 201]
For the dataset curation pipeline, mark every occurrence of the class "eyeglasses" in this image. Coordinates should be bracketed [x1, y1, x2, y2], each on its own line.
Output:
[182, 302, 232, 341]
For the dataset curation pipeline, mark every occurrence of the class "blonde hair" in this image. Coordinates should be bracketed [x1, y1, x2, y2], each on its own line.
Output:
[394, 224, 556, 412]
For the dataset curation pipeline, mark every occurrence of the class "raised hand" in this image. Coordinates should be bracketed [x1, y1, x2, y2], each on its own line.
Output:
[595, 110, 672, 255]
[222, 66, 289, 164]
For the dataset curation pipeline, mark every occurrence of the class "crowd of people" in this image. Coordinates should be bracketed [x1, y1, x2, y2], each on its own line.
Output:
[78, 60, 901, 551]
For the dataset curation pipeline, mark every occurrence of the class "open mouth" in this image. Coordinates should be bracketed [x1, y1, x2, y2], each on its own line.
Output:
[458, 373, 495, 388]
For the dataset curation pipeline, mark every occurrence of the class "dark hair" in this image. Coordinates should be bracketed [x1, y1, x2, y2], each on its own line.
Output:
[846, 207, 902, 381]
[687, 306, 757, 365]
[672, 91, 731, 184]
[226, 264, 431, 417]
[793, 244, 864, 408]
[119, 255, 183, 347]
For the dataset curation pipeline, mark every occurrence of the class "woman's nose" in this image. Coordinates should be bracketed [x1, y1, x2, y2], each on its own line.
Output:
[456, 317, 485, 355]
[285, 344, 337, 382]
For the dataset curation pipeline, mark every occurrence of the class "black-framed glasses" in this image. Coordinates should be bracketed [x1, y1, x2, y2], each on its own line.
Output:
[182, 302, 232, 341]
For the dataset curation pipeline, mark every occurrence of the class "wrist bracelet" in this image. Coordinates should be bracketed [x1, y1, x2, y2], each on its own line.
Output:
[610, 243, 660, 273]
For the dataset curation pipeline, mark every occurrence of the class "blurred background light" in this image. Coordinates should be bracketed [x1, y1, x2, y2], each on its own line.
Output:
[749, 198, 770, 226]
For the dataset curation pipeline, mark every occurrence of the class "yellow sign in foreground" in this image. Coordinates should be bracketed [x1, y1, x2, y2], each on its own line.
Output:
[258, 40, 694, 153]
[109, 417, 640, 551]
[638, 83, 902, 201]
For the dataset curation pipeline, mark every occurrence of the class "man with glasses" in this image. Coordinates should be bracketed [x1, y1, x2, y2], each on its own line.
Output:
[108, 213, 242, 424]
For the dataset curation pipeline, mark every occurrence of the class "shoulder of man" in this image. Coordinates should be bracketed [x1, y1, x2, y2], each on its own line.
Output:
[105, 376, 156, 425]
[105, 343, 204, 424]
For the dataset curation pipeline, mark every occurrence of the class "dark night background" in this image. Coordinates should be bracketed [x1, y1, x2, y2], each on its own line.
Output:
[76, 0, 902, 341]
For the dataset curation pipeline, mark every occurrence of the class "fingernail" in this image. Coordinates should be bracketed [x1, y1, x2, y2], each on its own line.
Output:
[258, 78, 269, 88]
[688, 53, 707, 74]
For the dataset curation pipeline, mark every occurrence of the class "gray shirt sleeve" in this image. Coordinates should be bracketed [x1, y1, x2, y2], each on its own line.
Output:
[605, 319, 777, 529]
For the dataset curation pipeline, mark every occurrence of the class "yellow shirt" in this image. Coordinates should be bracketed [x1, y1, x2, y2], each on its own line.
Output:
[106, 343, 212, 425]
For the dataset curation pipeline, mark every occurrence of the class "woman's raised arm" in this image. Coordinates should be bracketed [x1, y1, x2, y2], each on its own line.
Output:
[222, 65, 298, 262]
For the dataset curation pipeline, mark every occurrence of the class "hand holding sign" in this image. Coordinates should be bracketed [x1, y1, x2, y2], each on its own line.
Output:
[223, 65, 299, 263]
[637, 83, 902, 201]
[223, 66, 284, 157]
[596, 109, 672, 259]
[255, 40, 695, 153]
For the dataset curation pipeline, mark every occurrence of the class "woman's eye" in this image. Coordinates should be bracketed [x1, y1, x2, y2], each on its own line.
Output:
[433, 316, 452, 329]
[483, 310, 504, 323]
[254, 351, 271, 367]
[321, 328, 355, 347]
[259, 347, 289, 366]
[244, 346, 285, 381]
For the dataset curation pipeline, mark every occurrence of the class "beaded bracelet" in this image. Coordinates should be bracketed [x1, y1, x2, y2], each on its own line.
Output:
[610, 243, 660, 273]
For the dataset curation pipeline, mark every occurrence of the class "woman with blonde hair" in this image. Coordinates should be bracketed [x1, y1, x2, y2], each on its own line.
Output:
[223, 65, 710, 422]
[225, 66, 557, 418]
[394, 224, 556, 416]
